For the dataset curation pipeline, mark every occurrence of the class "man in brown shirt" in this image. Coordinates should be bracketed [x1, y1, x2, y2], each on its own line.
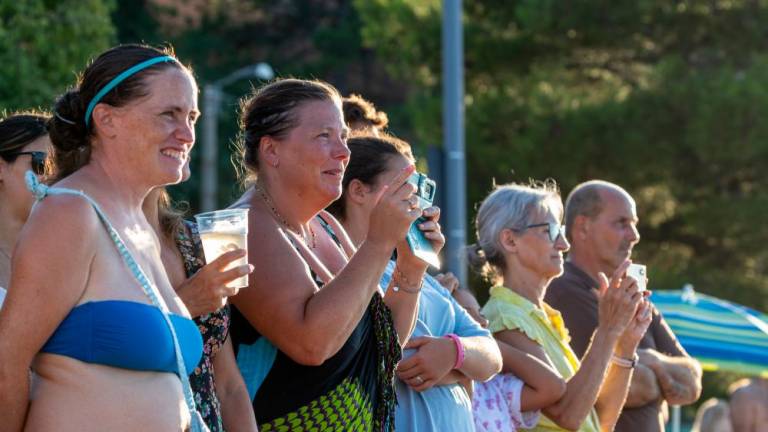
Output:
[545, 180, 702, 432]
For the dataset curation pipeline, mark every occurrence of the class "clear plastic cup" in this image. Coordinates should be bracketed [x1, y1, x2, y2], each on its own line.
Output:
[194, 208, 249, 288]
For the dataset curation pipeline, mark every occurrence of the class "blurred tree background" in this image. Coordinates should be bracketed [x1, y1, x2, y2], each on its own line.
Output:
[0, 0, 114, 110]
[4, 0, 767, 421]
[354, 0, 768, 317]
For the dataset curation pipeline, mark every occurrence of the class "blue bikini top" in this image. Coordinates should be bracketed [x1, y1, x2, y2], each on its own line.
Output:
[41, 300, 202, 374]
[26, 172, 207, 432]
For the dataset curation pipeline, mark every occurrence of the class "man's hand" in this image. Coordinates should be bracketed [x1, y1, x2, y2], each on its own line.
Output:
[638, 348, 702, 406]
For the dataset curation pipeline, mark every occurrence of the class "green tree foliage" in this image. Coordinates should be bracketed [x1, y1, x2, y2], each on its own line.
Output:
[112, 0, 406, 209]
[0, 0, 115, 111]
[355, 0, 768, 315]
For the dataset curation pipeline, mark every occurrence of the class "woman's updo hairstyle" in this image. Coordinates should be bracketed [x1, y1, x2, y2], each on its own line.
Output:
[49, 44, 185, 179]
[326, 132, 413, 220]
[468, 179, 562, 282]
[237, 78, 341, 184]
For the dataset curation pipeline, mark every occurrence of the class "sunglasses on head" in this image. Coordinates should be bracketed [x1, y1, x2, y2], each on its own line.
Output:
[7, 151, 47, 176]
[515, 222, 566, 242]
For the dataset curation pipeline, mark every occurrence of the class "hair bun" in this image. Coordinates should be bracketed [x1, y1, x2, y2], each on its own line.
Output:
[49, 90, 87, 152]
[466, 243, 488, 269]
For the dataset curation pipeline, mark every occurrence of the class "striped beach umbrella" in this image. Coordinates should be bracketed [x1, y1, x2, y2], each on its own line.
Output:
[651, 285, 768, 377]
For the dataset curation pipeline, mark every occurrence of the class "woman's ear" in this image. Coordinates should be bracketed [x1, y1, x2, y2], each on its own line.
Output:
[91, 104, 118, 139]
[347, 179, 371, 205]
[260, 136, 279, 168]
[499, 228, 517, 254]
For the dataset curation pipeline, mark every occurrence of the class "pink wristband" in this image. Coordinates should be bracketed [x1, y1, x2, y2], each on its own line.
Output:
[444, 333, 464, 370]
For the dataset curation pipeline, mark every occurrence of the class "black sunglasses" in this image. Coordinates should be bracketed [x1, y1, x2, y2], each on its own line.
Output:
[7, 151, 47, 175]
[514, 222, 566, 242]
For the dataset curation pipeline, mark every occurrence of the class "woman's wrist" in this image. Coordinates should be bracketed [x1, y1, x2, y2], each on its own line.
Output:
[392, 265, 424, 294]
[593, 326, 622, 350]
[360, 237, 397, 258]
[614, 342, 639, 359]
[444, 333, 465, 370]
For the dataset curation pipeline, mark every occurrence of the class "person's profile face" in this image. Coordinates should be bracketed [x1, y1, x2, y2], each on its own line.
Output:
[588, 190, 640, 272]
[512, 205, 570, 280]
[273, 99, 350, 202]
[109, 67, 200, 187]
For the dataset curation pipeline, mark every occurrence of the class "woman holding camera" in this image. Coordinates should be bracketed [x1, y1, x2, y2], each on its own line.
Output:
[326, 133, 502, 431]
[229, 78, 444, 430]
[470, 182, 652, 431]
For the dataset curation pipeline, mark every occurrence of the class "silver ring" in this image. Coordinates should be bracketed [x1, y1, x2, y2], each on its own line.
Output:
[414, 375, 423, 384]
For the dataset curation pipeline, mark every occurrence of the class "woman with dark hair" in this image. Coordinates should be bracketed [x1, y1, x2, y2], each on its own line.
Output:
[229, 78, 443, 431]
[0, 44, 207, 431]
[0, 112, 51, 307]
[326, 133, 502, 432]
[342, 94, 389, 136]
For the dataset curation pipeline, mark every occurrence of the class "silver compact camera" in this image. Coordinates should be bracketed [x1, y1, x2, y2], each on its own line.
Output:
[405, 171, 439, 268]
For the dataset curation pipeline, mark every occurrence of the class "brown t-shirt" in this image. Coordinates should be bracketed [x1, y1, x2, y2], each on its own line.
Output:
[545, 262, 687, 432]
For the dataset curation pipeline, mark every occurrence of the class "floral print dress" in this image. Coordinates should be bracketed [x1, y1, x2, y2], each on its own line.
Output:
[175, 220, 231, 432]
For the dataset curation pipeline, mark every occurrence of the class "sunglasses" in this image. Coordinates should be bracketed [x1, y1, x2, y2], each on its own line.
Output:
[7, 151, 47, 176]
[514, 222, 566, 242]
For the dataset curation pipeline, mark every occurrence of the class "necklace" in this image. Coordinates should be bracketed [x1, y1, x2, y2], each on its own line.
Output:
[254, 184, 317, 249]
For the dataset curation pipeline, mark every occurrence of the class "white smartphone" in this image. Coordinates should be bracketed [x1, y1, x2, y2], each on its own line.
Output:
[626, 263, 647, 292]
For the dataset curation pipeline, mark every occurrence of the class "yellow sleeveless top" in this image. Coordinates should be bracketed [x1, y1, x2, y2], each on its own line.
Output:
[482, 286, 600, 432]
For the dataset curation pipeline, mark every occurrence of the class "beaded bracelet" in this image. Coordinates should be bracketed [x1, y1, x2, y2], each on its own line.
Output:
[444, 333, 465, 370]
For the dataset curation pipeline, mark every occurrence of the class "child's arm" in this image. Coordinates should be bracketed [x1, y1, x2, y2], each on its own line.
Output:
[495, 331, 567, 411]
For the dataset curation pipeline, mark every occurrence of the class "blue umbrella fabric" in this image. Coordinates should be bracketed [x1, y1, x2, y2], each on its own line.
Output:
[651, 285, 768, 377]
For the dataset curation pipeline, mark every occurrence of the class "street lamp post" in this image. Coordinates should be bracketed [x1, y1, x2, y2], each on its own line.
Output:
[200, 63, 274, 212]
[442, 0, 467, 287]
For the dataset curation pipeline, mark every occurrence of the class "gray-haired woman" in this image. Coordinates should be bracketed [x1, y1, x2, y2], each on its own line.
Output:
[469, 181, 652, 432]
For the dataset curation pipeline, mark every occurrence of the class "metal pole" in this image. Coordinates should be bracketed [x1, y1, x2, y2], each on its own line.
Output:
[201, 84, 221, 212]
[199, 63, 273, 212]
[671, 405, 680, 432]
[442, 0, 467, 286]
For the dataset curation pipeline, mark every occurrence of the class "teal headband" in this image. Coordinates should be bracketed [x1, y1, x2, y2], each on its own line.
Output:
[84, 55, 176, 127]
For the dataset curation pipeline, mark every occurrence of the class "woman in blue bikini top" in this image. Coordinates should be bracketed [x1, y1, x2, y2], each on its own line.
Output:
[0, 44, 208, 432]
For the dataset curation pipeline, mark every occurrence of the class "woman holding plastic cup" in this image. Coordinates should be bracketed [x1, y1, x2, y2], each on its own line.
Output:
[0, 44, 207, 431]
[228, 78, 444, 430]
[143, 160, 257, 431]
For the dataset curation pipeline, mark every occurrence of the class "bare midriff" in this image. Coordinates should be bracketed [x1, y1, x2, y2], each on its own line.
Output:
[25, 354, 189, 432]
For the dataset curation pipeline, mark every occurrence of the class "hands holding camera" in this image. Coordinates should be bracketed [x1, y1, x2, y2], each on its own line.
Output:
[366, 165, 445, 271]
[595, 260, 653, 355]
